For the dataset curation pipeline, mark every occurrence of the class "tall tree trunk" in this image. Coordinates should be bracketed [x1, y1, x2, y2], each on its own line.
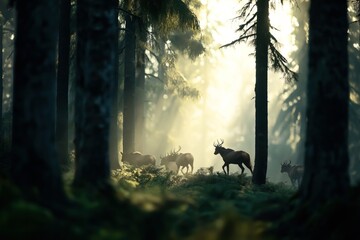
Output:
[123, 15, 136, 154]
[56, 0, 71, 170]
[135, 19, 146, 152]
[11, 0, 65, 204]
[252, 0, 269, 185]
[299, 0, 349, 208]
[0, 19, 3, 151]
[109, 0, 120, 169]
[74, 0, 117, 190]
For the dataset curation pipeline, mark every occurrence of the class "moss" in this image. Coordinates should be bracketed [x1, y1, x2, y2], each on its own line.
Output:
[3, 163, 359, 240]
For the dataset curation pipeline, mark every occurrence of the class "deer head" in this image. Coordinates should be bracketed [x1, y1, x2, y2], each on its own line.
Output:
[280, 160, 292, 173]
[213, 139, 224, 154]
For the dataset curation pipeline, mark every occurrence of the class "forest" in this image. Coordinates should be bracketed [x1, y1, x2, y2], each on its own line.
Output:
[0, 0, 360, 239]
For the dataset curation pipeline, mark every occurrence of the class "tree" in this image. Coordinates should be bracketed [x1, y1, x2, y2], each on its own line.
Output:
[11, 0, 66, 205]
[0, 15, 3, 152]
[0, 2, 12, 160]
[299, 0, 349, 207]
[252, 0, 270, 185]
[223, 0, 296, 184]
[123, 14, 136, 154]
[348, 3, 360, 183]
[56, 0, 71, 170]
[134, 18, 146, 152]
[73, 0, 118, 191]
[109, 0, 121, 170]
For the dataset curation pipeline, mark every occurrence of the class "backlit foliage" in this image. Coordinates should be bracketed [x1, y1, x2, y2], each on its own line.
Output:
[2, 164, 360, 239]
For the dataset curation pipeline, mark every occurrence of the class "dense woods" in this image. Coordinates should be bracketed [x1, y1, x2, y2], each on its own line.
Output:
[1, 0, 360, 239]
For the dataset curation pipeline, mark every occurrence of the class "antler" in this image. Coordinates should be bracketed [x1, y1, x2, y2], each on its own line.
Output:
[168, 146, 181, 156]
[281, 160, 291, 166]
[175, 145, 181, 154]
[213, 139, 224, 147]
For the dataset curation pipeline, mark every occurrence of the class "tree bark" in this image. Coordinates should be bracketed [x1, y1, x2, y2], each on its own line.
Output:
[123, 14, 136, 154]
[0, 19, 3, 151]
[109, 0, 120, 170]
[252, 0, 269, 185]
[299, 0, 349, 208]
[56, 0, 71, 170]
[135, 19, 146, 152]
[11, 0, 65, 204]
[74, 0, 117, 190]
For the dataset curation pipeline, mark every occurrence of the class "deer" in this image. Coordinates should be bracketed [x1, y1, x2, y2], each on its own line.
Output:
[213, 139, 253, 175]
[280, 160, 304, 187]
[121, 151, 156, 168]
[160, 146, 194, 175]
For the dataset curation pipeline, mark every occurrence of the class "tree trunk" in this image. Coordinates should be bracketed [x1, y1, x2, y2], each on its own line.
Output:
[299, 0, 349, 208]
[11, 0, 65, 204]
[74, 0, 117, 190]
[123, 14, 136, 154]
[252, 0, 269, 185]
[0, 19, 3, 151]
[56, 0, 71, 170]
[135, 19, 146, 152]
[109, 0, 120, 170]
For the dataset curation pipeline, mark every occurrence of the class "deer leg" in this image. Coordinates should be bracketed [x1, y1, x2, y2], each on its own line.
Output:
[222, 164, 227, 174]
[238, 164, 245, 174]
[226, 165, 229, 175]
[244, 161, 253, 174]
[290, 178, 295, 187]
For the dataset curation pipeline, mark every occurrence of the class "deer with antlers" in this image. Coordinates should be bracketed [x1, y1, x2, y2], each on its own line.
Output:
[213, 139, 253, 175]
[160, 146, 194, 174]
[280, 161, 303, 187]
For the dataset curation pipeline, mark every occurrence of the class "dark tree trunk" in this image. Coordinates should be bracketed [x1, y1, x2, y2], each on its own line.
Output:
[123, 15, 136, 154]
[135, 19, 146, 152]
[252, 0, 269, 185]
[299, 0, 349, 208]
[56, 0, 71, 170]
[0, 20, 3, 149]
[109, 0, 120, 170]
[11, 0, 65, 204]
[74, 0, 117, 190]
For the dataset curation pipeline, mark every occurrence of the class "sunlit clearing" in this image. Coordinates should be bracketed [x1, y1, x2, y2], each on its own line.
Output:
[144, 0, 296, 181]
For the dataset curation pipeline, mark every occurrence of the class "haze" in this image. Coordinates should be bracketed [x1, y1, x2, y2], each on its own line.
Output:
[141, 0, 296, 182]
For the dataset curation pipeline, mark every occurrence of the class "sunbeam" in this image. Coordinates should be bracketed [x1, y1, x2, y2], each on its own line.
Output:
[145, 0, 296, 180]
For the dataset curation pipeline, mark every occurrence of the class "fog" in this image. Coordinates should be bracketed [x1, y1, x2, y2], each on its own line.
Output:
[142, 0, 297, 183]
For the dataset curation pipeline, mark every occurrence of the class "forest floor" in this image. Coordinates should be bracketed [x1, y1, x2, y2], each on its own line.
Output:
[1, 164, 359, 240]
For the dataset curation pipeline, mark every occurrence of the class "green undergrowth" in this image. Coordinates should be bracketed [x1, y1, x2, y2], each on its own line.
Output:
[0, 165, 300, 240]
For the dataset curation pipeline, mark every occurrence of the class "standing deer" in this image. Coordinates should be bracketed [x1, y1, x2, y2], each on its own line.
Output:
[280, 161, 303, 187]
[213, 139, 253, 175]
[121, 152, 156, 167]
[160, 146, 194, 174]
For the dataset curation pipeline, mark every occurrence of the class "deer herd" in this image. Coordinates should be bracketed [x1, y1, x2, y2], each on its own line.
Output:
[120, 139, 304, 186]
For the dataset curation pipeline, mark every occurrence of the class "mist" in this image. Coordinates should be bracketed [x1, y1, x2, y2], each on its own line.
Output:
[142, 0, 296, 183]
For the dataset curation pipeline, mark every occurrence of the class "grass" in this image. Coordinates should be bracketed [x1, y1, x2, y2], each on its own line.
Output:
[0, 165, 304, 240]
